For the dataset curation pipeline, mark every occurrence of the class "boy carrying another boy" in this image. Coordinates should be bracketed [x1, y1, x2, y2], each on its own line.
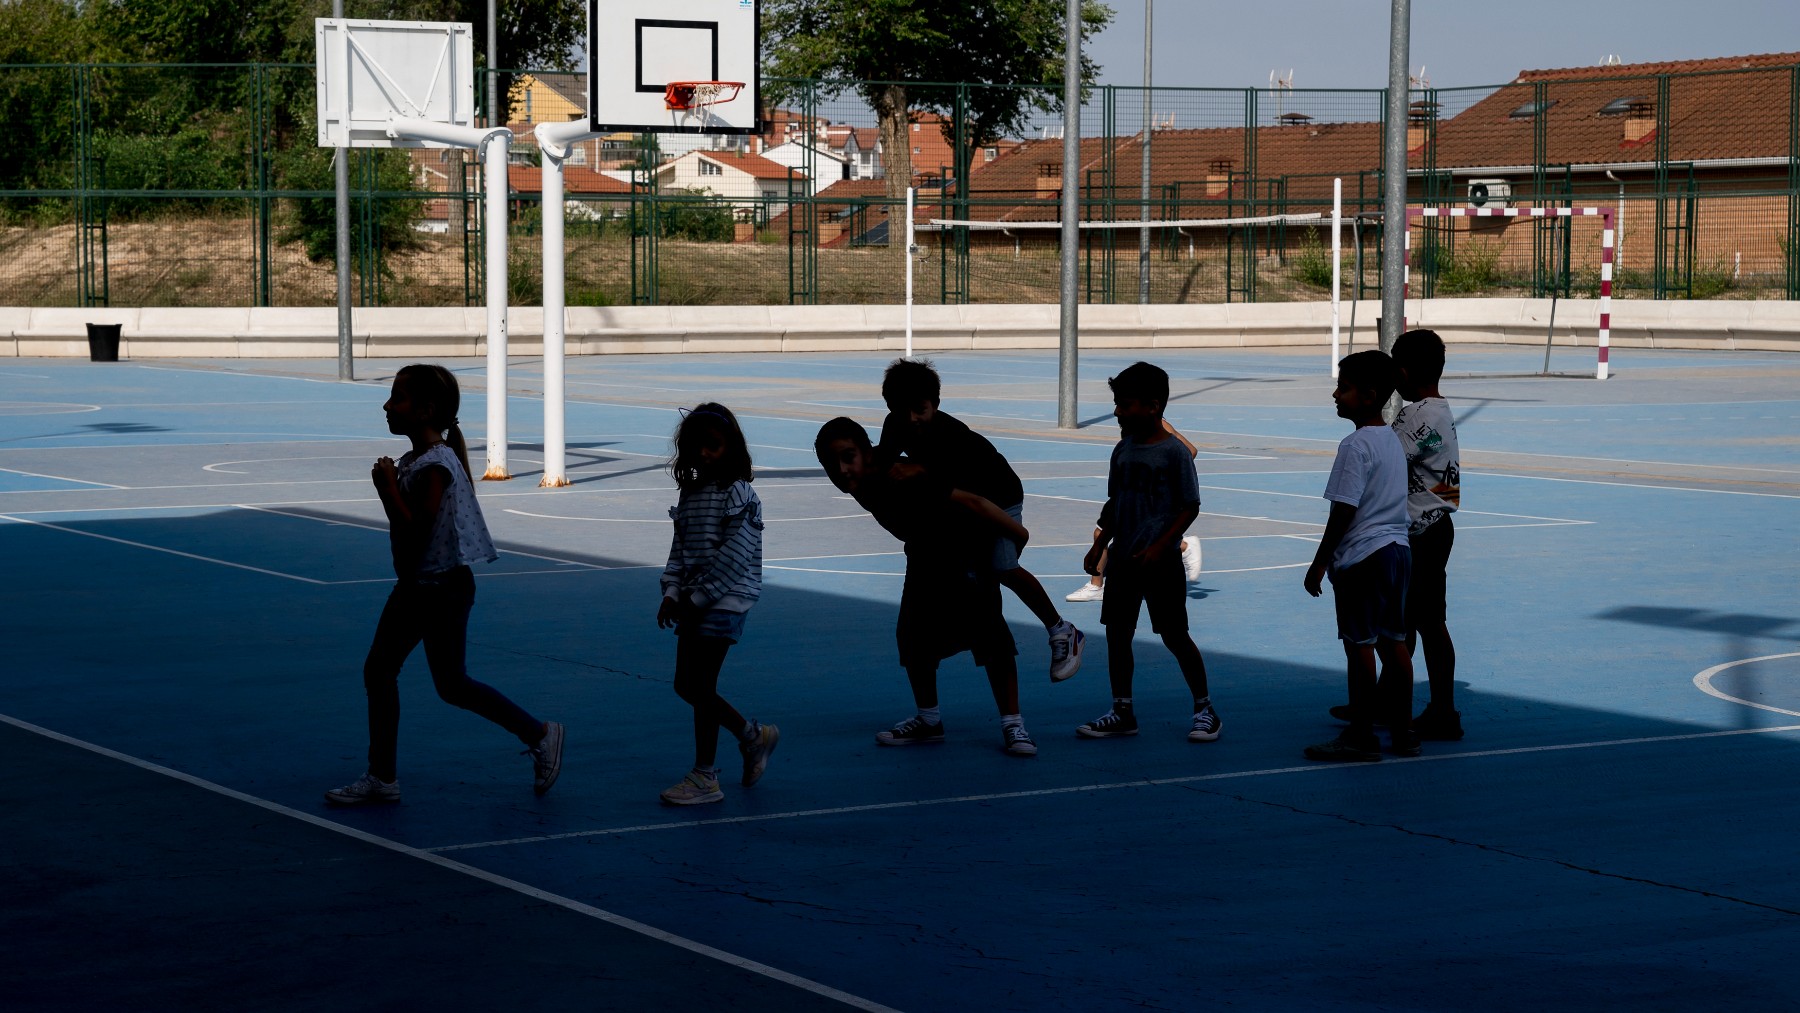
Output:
[816, 417, 1041, 757]
[1304, 350, 1419, 762]
[1077, 362, 1221, 744]
[879, 358, 1085, 683]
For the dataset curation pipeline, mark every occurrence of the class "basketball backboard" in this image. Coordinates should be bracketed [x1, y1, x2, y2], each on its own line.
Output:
[316, 19, 477, 148]
[586, 0, 761, 135]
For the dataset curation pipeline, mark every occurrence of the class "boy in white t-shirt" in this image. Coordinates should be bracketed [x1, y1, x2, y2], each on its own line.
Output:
[1391, 329, 1462, 740]
[1303, 350, 1417, 762]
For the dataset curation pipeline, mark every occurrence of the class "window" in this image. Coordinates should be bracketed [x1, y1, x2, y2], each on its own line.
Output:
[984, 147, 998, 161]
[699, 161, 723, 176]
[913, 146, 921, 154]
[1509, 99, 1557, 119]
[569, 145, 587, 165]
[1599, 96, 1648, 116]
[912, 123, 920, 132]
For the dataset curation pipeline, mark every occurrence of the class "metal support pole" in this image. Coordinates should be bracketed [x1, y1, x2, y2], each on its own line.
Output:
[1380, 0, 1410, 353]
[905, 186, 915, 359]
[1138, 0, 1152, 304]
[536, 120, 597, 488]
[487, 0, 498, 131]
[334, 0, 352, 381]
[482, 132, 510, 479]
[1057, 0, 1081, 429]
[1331, 177, 1341, 376]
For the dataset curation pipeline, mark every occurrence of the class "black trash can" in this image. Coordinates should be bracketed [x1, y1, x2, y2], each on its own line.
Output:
[86, 323, 121, 362]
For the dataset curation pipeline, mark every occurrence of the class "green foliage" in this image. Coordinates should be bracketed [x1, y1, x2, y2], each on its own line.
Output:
[274, 147, 422, 273]
[638, 189, 736, 243]
[764, 0, 1114, 181]
[1290, 228, 1333, 290]
[1685, 259, 1737, 299]
[1429, 240, 1504, 294]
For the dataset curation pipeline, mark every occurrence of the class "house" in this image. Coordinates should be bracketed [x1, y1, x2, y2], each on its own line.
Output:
[760, 141, 851, 194]
[652, 150, 808, 211]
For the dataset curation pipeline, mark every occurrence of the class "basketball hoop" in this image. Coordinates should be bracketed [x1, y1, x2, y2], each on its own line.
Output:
[664, 81, 744, 112]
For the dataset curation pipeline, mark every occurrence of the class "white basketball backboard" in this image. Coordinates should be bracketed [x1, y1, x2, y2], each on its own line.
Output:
[316, 19, 477, 148]
[586, 0, 761, 135]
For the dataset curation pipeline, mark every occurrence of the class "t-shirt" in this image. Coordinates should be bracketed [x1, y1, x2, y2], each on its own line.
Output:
[1100, 434, 1201, 558]
[1391, 397, 1461, 535]
[661, 480, 763, 614]
[396, 443, 497, 577]
[1322, 425, 1409, 569]
[854, 450, 985, 571]
[878, 410, 1024, 509]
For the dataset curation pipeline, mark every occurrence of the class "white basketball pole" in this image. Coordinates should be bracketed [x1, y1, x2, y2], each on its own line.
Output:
[332, 0, 352, 382]
[1330, 177, 1342, 378]
[905, 185, 915, 359]
[535, 118, 600, 488]
[386, 116, 513, 479]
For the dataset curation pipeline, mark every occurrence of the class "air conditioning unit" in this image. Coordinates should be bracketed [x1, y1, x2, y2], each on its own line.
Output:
[1467, 179, 1512, 208]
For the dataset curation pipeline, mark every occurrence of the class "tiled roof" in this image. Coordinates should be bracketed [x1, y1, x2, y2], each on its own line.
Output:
[1514, 51, 1800, 82]
[507, 165, 633, 195]
[696, 150, 807, 180]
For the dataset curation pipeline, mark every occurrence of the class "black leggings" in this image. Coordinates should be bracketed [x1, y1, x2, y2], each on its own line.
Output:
[673, 634, 747, 769]
[362, 568, 541, 782]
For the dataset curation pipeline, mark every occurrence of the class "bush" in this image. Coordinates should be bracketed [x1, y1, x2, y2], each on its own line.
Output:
[1289, 227, 1334, 289]
[1432, 240, 1503, 293]
[274, 146, 422, 278]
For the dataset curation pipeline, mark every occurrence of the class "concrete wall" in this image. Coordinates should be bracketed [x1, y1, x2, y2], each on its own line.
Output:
[3, 299, 1797, 359]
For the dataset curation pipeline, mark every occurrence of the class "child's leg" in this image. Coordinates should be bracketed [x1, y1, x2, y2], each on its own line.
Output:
[1411, 622, 1456, 709]
[997, 566, 1064, 630]
[1105, 630, 1136, 701]
[981, 654, 1022, 715]
[1159, 631, 1210, 702]
[418, 573, 545, 747]
[1374, 637, 1416, 730]
[361, 584, 427, 783]
[1342, 641, 1380, 732]
[673, 634, 746, 769]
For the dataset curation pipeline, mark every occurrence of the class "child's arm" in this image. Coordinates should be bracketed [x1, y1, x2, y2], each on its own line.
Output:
[1304, 501, 1358, 597]
[1162, 418, 1199, 460]
[685, 487, 764, 608]
[1134, 503, 1199, 566]
[949, 488, 1029, 547]
[658, 505, 685, 628]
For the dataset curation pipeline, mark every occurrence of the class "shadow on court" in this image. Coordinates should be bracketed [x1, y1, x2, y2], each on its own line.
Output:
[7, 510, 1800, 1010]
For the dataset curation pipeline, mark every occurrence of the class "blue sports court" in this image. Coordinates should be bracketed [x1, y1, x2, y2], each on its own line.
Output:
[3, 345, 1798, 1009]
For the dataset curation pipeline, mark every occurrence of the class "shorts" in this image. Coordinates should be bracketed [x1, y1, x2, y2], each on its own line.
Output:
[896, 560, 1017, 669]
[676, 608, 747, 645]
[1329, 541, 1410, 645]
[1099, 552, 1189, 634]
[988, 502, 1026, 571]
[1405, 515, 1453, 631]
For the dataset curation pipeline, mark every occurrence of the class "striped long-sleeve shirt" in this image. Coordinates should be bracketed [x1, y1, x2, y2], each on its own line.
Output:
[661, 479, 763, 613]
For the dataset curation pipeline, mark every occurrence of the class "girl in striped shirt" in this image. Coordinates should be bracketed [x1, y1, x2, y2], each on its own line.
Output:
[657, 403, 777, 805]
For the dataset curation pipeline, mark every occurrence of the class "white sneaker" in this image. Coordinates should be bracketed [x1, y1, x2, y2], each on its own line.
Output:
[324, 773, 400, 806]
[1065, 581, 1104, 603]
[1181, 538, 1203, 582]
[1047, 620, 1085, 682]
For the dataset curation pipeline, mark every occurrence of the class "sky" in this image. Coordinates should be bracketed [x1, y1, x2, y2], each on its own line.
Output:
[1084, 0, 1800, 90]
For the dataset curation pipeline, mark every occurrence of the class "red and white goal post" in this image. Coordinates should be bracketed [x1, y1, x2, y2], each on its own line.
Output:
[1404, 206, 1616, 380]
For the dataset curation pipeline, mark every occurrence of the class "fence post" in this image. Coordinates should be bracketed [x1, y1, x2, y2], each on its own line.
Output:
[1788, 66, 1799, 300]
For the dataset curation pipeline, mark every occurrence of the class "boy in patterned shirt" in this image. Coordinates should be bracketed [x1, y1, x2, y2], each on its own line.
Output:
[1390, 329, 1462, 739]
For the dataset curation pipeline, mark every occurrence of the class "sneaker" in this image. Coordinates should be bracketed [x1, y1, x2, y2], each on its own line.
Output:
[1047, 621, 1085, 682]
[876, 714, 946, 746]
[1413, 706, 1465, 741]
[1181, 538, 1203, 582]
[1065, 581, 1105, 603]
[1187, 704, 1222, 743]
[739, 722, 780, 787]
[1076, 708, 1139, 738]
[1387, 729, 1423, 757]
[1002, 724, 1039, 757]
[660, 770, 724, 806]
[1328, 704, 1388, 727]
[525, 721, 564, 796]
[324, 773, 400, 806]
[1304, 732, 1382, 763]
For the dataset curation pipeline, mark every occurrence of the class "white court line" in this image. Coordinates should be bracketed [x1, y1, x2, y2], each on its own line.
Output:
[238, 505, 611, 571]
[0, 465, 124, 489]
[1693, 653, 1800, 719]
[428, 721, 1800, 854]
[1473, 471, 1800, 499]
[0, 712, 898, 1013]
[506, 507, 867, 523]
[0, 513, 326, 584]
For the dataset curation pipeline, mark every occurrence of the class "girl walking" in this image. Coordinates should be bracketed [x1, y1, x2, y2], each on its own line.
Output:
[326, 364, 563, 805]
[658, 403, 776, 805]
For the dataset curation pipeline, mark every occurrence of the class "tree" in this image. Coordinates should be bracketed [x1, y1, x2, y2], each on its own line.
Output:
[764, 0, 1111, 270]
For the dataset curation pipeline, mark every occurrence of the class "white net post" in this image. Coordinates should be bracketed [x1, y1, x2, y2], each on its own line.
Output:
[1331, 178, 1342, 378]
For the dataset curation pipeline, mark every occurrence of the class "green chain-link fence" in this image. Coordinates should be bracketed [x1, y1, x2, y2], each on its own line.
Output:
[2, 63, 1795, 307]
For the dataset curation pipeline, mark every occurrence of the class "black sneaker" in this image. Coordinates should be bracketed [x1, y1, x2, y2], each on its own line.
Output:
[876, 715, 945, 746]
[1002, 724, 1039, 757]
[1328, 704, 1387, 727]
[1304, 731, 1382, 763]
[1387, 729, 1423, 757]
[1413, 706, 1465, 741]
[1076, 708, 1139, 738]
